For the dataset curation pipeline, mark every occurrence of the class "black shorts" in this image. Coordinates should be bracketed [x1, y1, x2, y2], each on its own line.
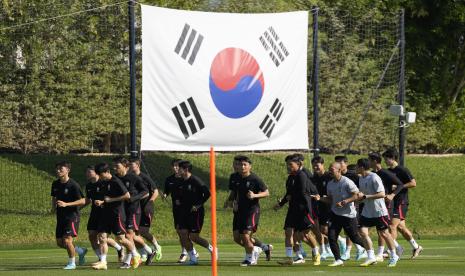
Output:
[284, 209, 316, 231]
[99, 209, 127, 236]
[391, 201, 408, 220]
[178, 207, 204, 233]
[87, 208, 103, 231]
[125, 207, 141, 231]
[359, 215, 390, 231]
[317, 202, 330, 225]
[233, 208, 260, 234]
[56, 216, 79, 238]
[140, 201, 154, 228]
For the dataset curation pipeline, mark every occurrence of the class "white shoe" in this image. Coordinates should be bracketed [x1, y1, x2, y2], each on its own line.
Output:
[376, 254, 384, 262]
[360, 258, 377, 267]
[328, 259, 344, 267]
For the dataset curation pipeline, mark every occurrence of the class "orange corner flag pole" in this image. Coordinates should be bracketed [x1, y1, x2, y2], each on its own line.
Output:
[210, 146, 218, 276]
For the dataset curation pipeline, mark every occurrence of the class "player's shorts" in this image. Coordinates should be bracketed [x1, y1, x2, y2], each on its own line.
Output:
[359, 215, 390, 231]
[284, 209, 316, 231]
[390, 201, 408, 220]
[56, 216, 80, 238]
[177, 207, 204, 233]
[173, 208, 182, 229]
[140, 201, 154, 228]
[87, 208, 103, 231]
[233, 208, 260, 234]
[317, 202, 330, 225]
[99, 208, 127, 236]
[125, 207, 141, 231]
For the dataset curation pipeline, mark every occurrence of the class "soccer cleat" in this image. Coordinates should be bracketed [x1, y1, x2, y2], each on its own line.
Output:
[411, 245, 423, 259]
[117, 249, 124, 262]
[277, 257, 294, 265]
[184, 260, 198, 266]
[388, 255, 399, 267]
[293, 257, 305, 264]
[131, 255, 141, 269]
[240, 260, 253, 267]
[396, 245, 404, 258]
[92, 261, 108, 270]
[359, 258, 377, 267]
[312, 252, 321, 266]
[155, 244, 163, 261]
[78, 247, 87, 265]
[141, 254, 148, 262]
[178, 254, 188, 263]
[63, 263, 76, 270]
[340, 251, 350, 261]
[146, 251, 156, 265]
[264, 244, 273, 261]
[119, 263, 131, 269]
[355, 249, 367, 261]
[328, 259, 344, 267]
[301, 250, 308, 258]
[376, 254, 384, 262]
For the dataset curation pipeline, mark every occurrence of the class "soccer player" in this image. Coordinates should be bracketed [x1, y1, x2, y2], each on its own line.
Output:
[91, 163, 140, 270]
[84, 166, 123, 263]
[177, 160, 213, 265]
[311, 156, 334, 260]
[51, 161, 87, 270]
[382, 148, 423, 259]
[113, 157, 149, 268]
[224, 155, 271, 266]
[129, 158, 163, 264]
[368, 152, 404, 261]
[334, 155, 365, 261]
[164, 159, 198, 263]
[356, 158, 400, 267]
[312, 162, 373, 267]
[275, 154, 320, 266]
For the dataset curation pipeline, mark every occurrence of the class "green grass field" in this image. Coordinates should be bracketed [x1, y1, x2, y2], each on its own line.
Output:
[0, 240, 464, 275]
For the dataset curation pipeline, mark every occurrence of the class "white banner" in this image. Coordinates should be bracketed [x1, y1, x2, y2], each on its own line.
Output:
[141, 5, 309, 151]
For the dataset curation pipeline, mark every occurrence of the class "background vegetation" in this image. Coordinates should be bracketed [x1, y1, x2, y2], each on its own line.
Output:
[0, 0, 464, 154]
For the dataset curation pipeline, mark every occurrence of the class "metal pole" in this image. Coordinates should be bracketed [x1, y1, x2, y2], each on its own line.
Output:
[311, 7, 320, 157]
[398, 9, 406, 166]
[129, 0, 137, 158]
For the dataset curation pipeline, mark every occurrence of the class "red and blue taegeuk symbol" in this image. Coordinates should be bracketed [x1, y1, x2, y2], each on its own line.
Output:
[209, 48, 264, 119]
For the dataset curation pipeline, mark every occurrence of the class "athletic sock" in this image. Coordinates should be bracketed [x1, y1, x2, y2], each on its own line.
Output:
[345, 245, 352, 254]
[338, 236, 346, 244]
[192, 247, 198, 255]
[388, 249, 398, 258]
[312, 247, 319, 255]
[246, 253, 253, 262]
[208, 244, 214, 253]
[393, 240, 400, 247]
[124, 253, 132, 265]
[377, 246, 385, 256]
[285, 247, 293, 258]
[143, 244, 153, 254]
[296, 252, 303, 259]
[189, 250, 198, 262]
[138, 247, 147, 256]
[68, 257, 76, 265]
[321, 245, 327, 254]
[182, 248, 188, 255]
[409, 239, 419, 249]
[114, 243, 122, 251]
[100, 254, 107, 263]
[355, 244, 364, 252]
[131, 249, 140, 257]
[75, 246, 84, 255]
[367, 249, 375, 259]
[325, 243, 332, 253]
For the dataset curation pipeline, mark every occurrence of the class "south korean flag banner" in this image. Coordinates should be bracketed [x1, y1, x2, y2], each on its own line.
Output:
[141, 5, 309, 151]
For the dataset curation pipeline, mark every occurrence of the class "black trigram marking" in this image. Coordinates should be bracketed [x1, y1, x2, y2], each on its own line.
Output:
[259, 98, 284, 138]
[174, 23, 204, 65]
[172, 97, 205, 139]
[258, 26, 290, 67]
